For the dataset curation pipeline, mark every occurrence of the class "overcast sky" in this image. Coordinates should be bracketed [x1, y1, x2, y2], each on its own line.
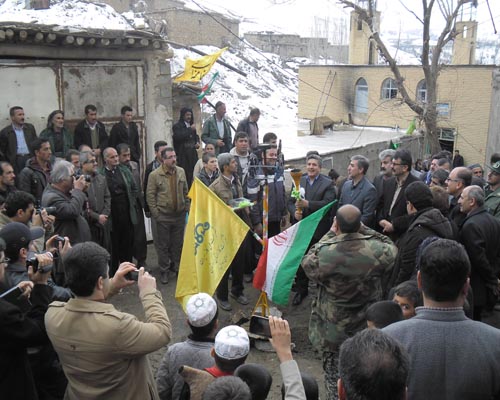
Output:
[185, 0, 500, 41]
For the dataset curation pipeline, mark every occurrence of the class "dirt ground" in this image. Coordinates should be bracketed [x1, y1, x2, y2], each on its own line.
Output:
[110, 244, 500, 399]
[110, 244, 325, 399]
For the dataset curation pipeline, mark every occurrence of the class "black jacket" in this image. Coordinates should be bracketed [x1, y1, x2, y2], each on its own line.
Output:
[0, 284, 52, 400]
[109, 120, 141, 163]
[287, 174, 336, 242]
[377, 173, 420, 238]
[0, 123, 37, 169]
[172, 119, 199, 185]
[390, 207, 453, 287]
[459, 207, 500, 307]
[73, 119, 108, 151]
[18, 158, 52, 203]
[198, 167, 219, 187]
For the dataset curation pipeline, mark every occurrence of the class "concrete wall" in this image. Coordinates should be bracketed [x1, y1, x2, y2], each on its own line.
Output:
[150, 8, 239, 47]
[298, 64, 497, 165]
[285, 134, 424, 182]
[486, 69, 500, 163]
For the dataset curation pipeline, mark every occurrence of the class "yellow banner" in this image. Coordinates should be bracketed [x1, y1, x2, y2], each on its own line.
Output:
[174, 47, 227, 83]
[175, 178, 250, 309]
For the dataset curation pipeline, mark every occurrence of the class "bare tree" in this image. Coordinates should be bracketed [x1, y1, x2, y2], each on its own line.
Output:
[338, 0, 474, 154]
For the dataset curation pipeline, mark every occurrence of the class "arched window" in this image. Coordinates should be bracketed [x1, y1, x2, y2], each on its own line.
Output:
[416, 80, 427, 103]
[381, 78, 398, 99]
[355, 78, 368, 113]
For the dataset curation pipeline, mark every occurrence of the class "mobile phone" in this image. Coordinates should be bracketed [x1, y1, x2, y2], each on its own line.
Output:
[125, 270, 139, 281]
[249, 315, 272, 338]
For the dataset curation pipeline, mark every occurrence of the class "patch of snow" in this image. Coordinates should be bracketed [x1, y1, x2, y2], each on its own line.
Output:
[0, 0, 134, 30]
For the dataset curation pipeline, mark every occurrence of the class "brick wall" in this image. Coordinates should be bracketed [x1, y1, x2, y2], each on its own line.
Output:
[298, 64, 497, 165]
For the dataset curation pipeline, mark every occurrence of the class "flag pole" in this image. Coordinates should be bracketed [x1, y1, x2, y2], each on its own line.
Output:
[252, 176, 270, 317]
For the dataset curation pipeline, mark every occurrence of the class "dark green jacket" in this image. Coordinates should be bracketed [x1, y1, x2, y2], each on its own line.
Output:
[40, 127, 73, 158]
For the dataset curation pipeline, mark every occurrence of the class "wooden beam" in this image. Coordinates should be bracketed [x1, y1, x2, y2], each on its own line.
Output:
[0, 30, 5, 42]
[140, 38, 149, 47]
[114, 37, 122, 46]
[46, 33, 56, 43]
[34, 32, 44, 43]
[5, 29, 14, 40]
[100, 38, 110, 46]
[153, 40, 161, 49]
[64, 36, 75, 45]
[127, 38, 135, 46]
[19, 30, 28, 41]
[75, 37, 85, 46]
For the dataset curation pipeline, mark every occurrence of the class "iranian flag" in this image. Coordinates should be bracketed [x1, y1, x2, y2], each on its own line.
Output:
[253, 202, 335, 305]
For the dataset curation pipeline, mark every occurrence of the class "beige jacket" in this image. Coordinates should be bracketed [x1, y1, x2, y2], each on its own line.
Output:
[45, 288, 172, 400]
[146, 165, 189, 219]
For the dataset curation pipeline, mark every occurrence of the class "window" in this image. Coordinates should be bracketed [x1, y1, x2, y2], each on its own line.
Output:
[355, 78, 369, 113]
[416, 80, 427, 103]
[357, 18, 363, 31]
[436, 103, 451, 118]
[381, 78, 398, 99]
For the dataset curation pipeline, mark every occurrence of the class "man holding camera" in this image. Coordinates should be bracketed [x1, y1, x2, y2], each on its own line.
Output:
[0, 222, 71, 301]
[0, 234, 57, 399]
[42, 160, 91, 245]
[46, 242, 172, 400]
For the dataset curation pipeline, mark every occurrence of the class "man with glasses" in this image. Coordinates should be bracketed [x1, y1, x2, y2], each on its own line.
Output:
[80, 151, 111, 251]
[378, 149, 419, 240]
[485, 161, 500, 219]
[101, 147, 139, 275]
[146, 147, 189, 284]
[42, 160, 91, 245]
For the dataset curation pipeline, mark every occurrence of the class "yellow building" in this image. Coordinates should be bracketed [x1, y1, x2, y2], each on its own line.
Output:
[298, 12, 499, 165]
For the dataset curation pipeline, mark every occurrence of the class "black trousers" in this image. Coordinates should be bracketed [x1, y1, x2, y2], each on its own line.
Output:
[217, 233, 250, 301]
[110, 200, 134, 275]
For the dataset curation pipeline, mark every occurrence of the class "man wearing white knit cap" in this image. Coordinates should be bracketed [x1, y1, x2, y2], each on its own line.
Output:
[157, 293, 219, 400]
[178, 325, 250, 399]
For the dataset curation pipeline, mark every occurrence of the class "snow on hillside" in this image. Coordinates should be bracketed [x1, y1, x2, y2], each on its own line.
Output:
[0, 0, 133, 30]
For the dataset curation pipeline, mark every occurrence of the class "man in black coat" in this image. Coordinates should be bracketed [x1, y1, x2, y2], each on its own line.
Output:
[172, 107, 200, 187]
[458, 185, 500, 321]
[0, 234, 56, 400]
[109, 106, 141, 165]
[73, 104, 108, 157]
[452, 149, 464, 168]
[236, 108, 260, 152]
[389, 181, 453, 288]
[0, 106, 37, 174]
[378, 149, 419, 240]
[287, 154, 336, 305]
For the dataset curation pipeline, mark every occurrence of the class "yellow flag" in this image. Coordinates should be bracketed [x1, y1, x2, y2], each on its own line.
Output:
[175, 178, 250, 309]
[174, 47, 228, 83]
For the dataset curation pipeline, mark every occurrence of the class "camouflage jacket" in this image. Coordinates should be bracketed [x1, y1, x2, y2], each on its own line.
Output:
[302, 225, 397, 352]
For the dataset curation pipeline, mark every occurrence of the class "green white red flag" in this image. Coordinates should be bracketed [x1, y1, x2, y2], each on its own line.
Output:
[253, 201, 335, 305]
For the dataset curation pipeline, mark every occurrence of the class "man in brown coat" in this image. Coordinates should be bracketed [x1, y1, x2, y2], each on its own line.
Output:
[45, 242, 172, 400]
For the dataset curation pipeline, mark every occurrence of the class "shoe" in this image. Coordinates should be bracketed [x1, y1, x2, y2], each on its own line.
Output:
[230, 292, 250, 305]
[292, 292, 307, 306]
[160, 271, 169, 284]
[244, 273, 253, 283]
[217, 298, 232, 311]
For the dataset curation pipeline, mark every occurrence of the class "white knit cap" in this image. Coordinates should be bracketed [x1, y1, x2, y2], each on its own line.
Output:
[186, 293, 217, 327]
[214, 325, 250, 360]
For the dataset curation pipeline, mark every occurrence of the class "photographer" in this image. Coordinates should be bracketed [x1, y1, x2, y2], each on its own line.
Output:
[42, 160, 91, 244]
[0, 222, 71, 301]
[0, 191, 55, 253]
[0, 235, 56, 399]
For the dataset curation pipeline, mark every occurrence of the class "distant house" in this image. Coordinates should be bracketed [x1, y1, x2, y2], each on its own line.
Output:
[298, 12, 499, 165]
[0, 2, 174, 166]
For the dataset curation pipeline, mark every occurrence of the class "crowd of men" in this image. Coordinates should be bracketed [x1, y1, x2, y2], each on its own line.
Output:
[1, 101, 500, 400]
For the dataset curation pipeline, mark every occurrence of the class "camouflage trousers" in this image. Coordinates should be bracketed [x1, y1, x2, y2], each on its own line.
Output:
[323, 350, 339, 400]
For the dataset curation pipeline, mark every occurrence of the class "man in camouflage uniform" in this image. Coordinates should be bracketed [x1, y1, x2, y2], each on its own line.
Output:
[302, 204, 397, 400]
[485, 161, 500, 219]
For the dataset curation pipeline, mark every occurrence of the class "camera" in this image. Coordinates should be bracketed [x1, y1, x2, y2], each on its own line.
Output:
[35, 205, 57, 215]
[249, 315, 272, 338]
[74, 172, 91, 183]
[54, 235, 66, 248]
[125, 270, 139, 281]
[26, 256, 53, 274]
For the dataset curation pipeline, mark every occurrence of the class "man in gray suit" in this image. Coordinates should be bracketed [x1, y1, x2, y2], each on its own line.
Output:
[384, 239, 500, 400]
[339, 155, 377, 227]
[80, 151, 111, 252]
[287, 154, 336, 305]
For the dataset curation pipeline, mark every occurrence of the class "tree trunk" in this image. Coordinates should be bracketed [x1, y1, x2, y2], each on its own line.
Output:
[423, 114, 442, 155]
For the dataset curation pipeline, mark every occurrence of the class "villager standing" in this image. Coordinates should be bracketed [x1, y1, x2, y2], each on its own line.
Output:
[236, 108, 260, 152]
[173, 107, 200, 187]
[109, 106, 141, 165]
[201, 101, 232, 155]
[0, 106, 37, 174]
[18, 138, 52, 204]
[73, 104, 108, 159]
[39, 110, 73, 159]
